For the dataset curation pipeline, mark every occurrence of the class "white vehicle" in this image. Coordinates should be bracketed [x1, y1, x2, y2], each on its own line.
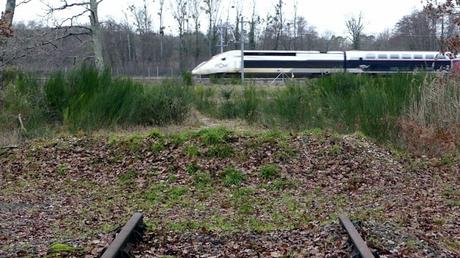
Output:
[192, 50, 459, 77]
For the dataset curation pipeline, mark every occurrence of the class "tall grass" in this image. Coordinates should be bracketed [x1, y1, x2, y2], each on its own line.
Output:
[316, 74, 424, 139]
[193, 74, 426, 141]
[45, 65, 192, 131]
[0, 65, 192, 139]
[401, 76, 460, 155]
[0, 73, 50, 139]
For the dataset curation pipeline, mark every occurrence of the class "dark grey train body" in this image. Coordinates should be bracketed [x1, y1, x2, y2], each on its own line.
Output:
[192, 50, 459, 77]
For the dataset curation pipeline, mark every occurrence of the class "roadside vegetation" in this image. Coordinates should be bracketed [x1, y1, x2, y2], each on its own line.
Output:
[1, 66, 459, 156]
[0, 67, 459, 256]
[0, 66, 191, 143]
[195, 74, 459, 156]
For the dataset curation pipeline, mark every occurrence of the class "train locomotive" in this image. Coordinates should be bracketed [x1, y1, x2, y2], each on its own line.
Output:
[192, 50, 460, 77]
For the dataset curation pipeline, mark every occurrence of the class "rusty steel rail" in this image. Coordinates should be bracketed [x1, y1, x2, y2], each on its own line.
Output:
[339, 214, 375, 258]
[101, 213, 145, 258]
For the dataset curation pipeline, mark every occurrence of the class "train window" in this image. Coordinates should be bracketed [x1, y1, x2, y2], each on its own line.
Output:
[378, 54, 388, 59]
[402, 54, 412, 59]
[425, 54, 435, 59]
[365, 54, 376, 59]
[245, 52, 296, 56]
[413, 54, 423, 59]
[390, 54, 400, 59]
[435, 54, 447, 59]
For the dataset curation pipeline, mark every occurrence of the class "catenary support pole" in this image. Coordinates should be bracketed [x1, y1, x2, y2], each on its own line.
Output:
[240, 16, 245, 84]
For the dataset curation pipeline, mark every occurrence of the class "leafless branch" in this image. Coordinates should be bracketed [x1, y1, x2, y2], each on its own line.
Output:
[16, 0, 33, 7]
[49, 0, 90, 12]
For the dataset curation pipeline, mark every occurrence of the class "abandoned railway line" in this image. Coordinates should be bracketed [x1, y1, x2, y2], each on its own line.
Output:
[102, 213, 378, 257]
[1, 131, 458, 257]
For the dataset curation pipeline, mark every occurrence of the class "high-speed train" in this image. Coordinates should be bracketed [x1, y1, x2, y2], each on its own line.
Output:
[192, 50, 460, 77]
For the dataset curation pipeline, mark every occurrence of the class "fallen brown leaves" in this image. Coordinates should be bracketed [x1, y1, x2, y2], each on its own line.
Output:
[0, 131, 459, 257]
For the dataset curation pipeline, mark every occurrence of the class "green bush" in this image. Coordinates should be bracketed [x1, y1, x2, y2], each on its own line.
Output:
[237, 86, 260, 123]
[193, 85, 216, 115]
[182, 71, 193, 86]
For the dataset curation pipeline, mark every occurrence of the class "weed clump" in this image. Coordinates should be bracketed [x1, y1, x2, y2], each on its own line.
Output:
[260, 164, 280, 180]
[222, 167, 246, 186]
[118, 170, 137, 184]
[206, 144, 234, 158]
[196, 127, 232, 145]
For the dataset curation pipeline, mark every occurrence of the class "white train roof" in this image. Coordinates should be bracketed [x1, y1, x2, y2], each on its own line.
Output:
[211, 50, 458, 60]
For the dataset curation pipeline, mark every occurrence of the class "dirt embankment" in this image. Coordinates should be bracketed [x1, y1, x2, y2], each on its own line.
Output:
[1, 130, 459, 257]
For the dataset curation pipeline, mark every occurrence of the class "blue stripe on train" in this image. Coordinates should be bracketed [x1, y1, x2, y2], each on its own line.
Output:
[244, 60, 452, 71]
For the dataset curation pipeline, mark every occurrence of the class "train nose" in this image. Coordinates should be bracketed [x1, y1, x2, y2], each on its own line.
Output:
[192, 61, 208, 75]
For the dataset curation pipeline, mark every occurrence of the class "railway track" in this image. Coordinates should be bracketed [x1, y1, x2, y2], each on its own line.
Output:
[101, 213, 377, 258]
[339, 214, 377, 258]
[101, 213, 145, 258]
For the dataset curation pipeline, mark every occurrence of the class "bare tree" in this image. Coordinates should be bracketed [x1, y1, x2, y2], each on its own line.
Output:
[203, 0, 221, 56]
[129, 0, 152, 34]
[47, 0, 105, 70]
[392, 11, 437, 50]
[346, 13, 365, 50]
[248, 0, 257, 49]
[291, 0, 298, 49]
[157, 0, 166, 62]
[171, 0, 187, 71]
[424, 0, 460, 53]
[273, 0, 284, 50]
[189, 0, 201, 64]
[0, 0, 16, 37]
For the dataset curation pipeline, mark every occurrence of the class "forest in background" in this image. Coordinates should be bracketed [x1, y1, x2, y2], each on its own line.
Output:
[2, 0, 459, 77]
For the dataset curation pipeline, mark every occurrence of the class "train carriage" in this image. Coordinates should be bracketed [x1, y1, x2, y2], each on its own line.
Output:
[192, 50, 457, 77]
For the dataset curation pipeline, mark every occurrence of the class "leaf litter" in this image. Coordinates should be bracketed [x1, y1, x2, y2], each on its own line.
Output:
[0, 130, 459, 257]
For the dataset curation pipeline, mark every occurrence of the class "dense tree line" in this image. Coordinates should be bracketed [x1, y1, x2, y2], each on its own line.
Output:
[2, 0, 460, 76]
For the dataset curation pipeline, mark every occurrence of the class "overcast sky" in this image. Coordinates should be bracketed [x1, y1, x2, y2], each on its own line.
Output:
[7, 0, 423, 37]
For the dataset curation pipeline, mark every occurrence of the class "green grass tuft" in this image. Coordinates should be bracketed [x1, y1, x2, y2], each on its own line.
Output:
[118, 170, 137, 184]
[222, 167, 246, 186]
[206, 144, 234, 158]
[196, 127, 232, 145]
[260, 164, 280, 180]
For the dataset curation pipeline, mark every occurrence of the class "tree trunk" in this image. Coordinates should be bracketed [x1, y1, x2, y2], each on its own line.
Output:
[89, 0, 104, 71]
[3, 0, 15, 25]
[195, 21, 200, 65]
[1, 0, 16, 37]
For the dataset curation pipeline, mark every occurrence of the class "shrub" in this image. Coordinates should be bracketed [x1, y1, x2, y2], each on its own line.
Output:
[193, 85, 216, 116]
[182, 71, 193, 86]
[271, 82, 318, 130]
[237, 86, 261, 123]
